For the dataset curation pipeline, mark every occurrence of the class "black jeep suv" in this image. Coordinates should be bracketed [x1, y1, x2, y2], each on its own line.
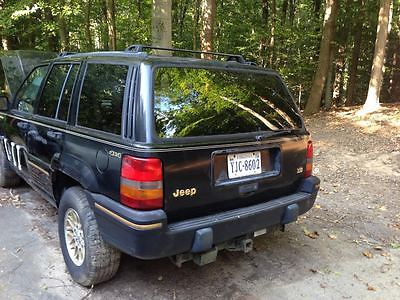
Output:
[0, 46, 320, 286]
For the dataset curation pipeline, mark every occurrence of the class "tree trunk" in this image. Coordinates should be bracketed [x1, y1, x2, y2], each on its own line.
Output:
[363, 0, 392, 112]
[289, 0, 295, 25]
[304, 0, 339, 115]
[84, 0, 93, 51]
[101, 0, 109, 49]
[105, 0, 117, 50]
[389, 30, 400, 101]
[44, 8, 58, 51]
[137, 0, 142, 19]
[282, 0, 288, 24]
[269, 0, 276, 67]
[84, 0, 93, 49]
[152, 0, 172, 54]
[260, 0, 269, 67]
[193, 0, 201, 50]
[332, 0, 352, 106]
[200, 0, 216, 58]
[1, 38, 9, 50]
[59, 0, 69, 50]
[314, 0, 322, 16]
[324, 50, 335, 109]
[346, 0, 365, 106]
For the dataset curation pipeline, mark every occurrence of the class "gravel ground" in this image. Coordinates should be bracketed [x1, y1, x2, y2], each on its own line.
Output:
[0, 104, 399, 299]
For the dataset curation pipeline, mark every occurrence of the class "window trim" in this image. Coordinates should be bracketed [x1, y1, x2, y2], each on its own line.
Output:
[12, 64, 50, 114]
[54, 64, 73, 120]
[74, 61, 132, 137]
[35, 62, 78, 120]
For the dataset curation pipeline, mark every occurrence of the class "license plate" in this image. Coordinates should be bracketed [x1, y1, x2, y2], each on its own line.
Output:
[227, 151, 262, 179]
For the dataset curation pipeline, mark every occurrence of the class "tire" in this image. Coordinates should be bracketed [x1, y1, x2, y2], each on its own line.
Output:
[0, 144, 20, 188]
[58, 186, 121, 286]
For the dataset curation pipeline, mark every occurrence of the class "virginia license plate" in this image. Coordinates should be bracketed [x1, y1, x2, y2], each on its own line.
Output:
[227, 151, 262, 179]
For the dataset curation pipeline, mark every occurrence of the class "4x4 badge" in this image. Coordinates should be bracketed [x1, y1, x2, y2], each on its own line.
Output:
[173, 188, 197, 198]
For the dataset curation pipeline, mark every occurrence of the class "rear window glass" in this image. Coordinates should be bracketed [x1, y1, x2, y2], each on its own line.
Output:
[154, 67, 302, 138]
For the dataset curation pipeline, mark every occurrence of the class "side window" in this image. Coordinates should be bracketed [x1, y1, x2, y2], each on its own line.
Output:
[37, 64, 71, 118]
[15, 65, 48, 113]
[77, 63, 128, 135]
[57, 65, 79, 121]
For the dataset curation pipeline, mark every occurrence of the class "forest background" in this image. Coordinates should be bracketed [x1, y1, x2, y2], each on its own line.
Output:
[0, 0, 397, 114]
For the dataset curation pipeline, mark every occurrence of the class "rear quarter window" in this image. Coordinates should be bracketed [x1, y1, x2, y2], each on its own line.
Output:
[154, 67, 302, 139]
[77, 63, 129, 135]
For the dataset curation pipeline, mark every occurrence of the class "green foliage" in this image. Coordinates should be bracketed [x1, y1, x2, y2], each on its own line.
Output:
[0, 0, 397, 107]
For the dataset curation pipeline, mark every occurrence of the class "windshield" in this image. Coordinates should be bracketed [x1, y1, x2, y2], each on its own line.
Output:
[154, 67, 302, 139]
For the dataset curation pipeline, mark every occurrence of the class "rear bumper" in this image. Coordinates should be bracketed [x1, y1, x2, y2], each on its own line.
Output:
[90, 176, 320, 259]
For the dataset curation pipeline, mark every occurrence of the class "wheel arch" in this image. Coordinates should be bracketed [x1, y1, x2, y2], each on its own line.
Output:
[52, 154, 100, 206]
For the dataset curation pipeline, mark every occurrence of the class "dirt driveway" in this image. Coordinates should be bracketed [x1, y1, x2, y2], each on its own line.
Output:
[0, 105, 399, 299]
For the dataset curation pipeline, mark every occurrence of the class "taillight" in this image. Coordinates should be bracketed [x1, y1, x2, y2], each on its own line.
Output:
[120, 155, 163, 210]
[305, 140, 313, 177]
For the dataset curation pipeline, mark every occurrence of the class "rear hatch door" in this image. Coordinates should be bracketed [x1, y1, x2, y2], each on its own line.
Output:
[151, 65, 308, 221]
[0, 50, 56, 99]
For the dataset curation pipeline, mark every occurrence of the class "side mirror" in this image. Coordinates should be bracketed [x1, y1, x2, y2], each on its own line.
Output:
[0, 96, 9, 111]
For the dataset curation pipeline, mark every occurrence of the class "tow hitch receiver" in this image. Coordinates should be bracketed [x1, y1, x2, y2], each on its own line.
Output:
[170, 235, 254, 267]
[226, 237, 254, 253]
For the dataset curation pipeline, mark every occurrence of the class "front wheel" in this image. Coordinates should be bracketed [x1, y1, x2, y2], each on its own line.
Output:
[58, 186, 121, 286]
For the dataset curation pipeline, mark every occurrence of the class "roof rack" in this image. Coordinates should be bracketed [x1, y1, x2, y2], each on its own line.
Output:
[58, 51, 77, 57]
[124, 44, 246, 64]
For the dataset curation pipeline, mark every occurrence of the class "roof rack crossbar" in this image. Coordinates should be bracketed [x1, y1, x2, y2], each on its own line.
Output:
[124, 44, 246, 63]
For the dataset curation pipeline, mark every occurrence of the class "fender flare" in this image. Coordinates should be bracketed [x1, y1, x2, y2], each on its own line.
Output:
[51, 153, 100, 192]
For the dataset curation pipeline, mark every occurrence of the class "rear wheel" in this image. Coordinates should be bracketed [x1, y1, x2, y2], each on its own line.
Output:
[58, 186, 121, 286]
[0, 144, 20, 187]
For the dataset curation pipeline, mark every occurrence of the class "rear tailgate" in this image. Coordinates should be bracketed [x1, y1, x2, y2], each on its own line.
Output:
[151, 64, 307, 221]
[162, 137, 308, 222]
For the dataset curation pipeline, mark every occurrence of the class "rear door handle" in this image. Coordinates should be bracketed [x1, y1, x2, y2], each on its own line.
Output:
[47, 131, 62, 140]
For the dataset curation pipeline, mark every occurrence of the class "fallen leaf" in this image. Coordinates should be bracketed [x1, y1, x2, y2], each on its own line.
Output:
[363, 251, 373, 259]
[314, 204, 321, 209]
[390, 242, 400, 249]
[328, 234, 337, 240]
[367, 284, 376, 291]
[304, 229, 319, 239]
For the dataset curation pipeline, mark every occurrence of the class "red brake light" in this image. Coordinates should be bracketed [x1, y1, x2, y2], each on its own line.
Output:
[120, 156, 163, 210]
[305, 140, 313, 177]
[121, 156, 162, 181]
